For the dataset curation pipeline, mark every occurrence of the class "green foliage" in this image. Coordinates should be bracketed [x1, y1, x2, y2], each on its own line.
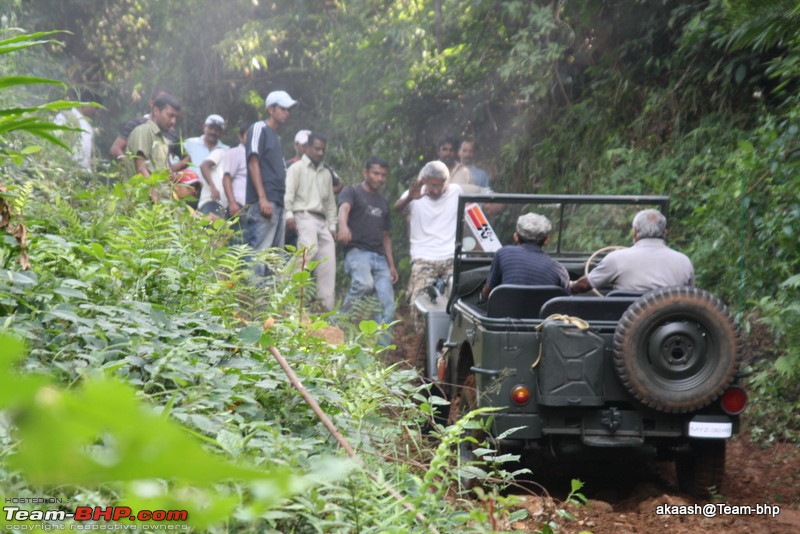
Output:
[2, 166, 537, 530]
[0, 334, 304, 529]
[6, 2, 800, 530]
[0, 29, 79, 163]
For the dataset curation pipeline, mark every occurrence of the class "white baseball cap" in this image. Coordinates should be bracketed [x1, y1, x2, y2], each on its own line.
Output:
[265, 90, 297, 109]
[204, 114, 225, 128]
[294, 129, 311, 145]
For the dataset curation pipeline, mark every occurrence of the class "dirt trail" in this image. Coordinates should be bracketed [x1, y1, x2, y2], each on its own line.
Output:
[511, 435, 800, 533]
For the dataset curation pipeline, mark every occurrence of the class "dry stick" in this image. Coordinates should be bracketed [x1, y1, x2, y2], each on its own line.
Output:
[267, 346, 441, 534]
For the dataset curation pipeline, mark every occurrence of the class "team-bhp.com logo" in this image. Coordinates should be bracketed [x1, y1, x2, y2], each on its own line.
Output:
[4, 505, 188, 528]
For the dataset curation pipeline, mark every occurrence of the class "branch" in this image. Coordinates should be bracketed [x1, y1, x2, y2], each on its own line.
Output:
[267, 345, 441, 534]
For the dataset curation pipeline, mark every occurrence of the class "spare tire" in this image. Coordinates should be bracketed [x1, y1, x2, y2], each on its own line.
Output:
[613, 286, 739, 413]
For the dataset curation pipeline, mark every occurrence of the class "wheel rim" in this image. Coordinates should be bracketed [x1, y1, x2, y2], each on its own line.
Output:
[646, 320, 710, 387]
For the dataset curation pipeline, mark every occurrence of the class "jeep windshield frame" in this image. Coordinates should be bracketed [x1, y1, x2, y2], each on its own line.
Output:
[448, 193, 669, 311]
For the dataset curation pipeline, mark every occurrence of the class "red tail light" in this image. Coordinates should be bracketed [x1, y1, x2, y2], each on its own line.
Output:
[510, 385, 531, 405]
[720, 385, 748, 415]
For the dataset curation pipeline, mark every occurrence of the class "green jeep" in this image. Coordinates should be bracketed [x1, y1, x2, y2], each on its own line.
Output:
[416, 194, 746, 497]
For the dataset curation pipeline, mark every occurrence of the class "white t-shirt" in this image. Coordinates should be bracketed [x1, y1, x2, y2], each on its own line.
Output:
[199, 148, 228, 209]
[54, 108, 93, 171]
[222, 144, 247, 206]
[405, 184, 463, 261]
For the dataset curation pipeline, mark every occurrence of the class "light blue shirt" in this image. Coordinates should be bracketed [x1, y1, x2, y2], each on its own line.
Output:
[183, 136, 229, 180]
[469, 166, 490, 188]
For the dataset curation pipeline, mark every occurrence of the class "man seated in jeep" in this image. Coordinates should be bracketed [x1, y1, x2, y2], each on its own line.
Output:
[481, 213, 570, 300]
[570, 208, 695, 294]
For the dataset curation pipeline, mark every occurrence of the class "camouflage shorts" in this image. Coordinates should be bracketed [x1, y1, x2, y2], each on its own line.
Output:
[407, 258, 453, 329]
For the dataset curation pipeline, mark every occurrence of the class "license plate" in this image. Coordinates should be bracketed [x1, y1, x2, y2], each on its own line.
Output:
[688, 420, 732, 438]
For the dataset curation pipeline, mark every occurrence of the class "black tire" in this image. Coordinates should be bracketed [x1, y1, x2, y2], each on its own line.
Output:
[451, 374, 484, 491]
[613, 286, 739, 413]
[675, 439, 726, 498]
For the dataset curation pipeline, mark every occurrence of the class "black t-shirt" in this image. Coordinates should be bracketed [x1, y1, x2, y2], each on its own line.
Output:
[246, 121, 286, 206]
[339, 183, 391, 254]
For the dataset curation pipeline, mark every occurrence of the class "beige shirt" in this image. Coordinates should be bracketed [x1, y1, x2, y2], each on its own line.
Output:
[284, 155, 337, 231]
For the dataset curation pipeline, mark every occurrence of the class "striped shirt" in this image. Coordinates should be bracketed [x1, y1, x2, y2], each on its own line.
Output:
[486, 243, 570, 291]
[245, 121, 286, 206]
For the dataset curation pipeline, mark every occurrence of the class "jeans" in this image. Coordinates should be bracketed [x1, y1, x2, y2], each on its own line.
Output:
[342, 248, 395, 325]
[243, 201, 285, 276]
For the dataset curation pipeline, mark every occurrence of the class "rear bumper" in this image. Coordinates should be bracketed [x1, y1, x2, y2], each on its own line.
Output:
[490, 411, 738, 445]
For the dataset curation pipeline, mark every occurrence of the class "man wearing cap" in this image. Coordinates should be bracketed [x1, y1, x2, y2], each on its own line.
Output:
[287, 129, 311, 167]
[244, 90, 296, 272]
[284, 129, 311, 248]
[481, 213, 570, 300]
[184, 114, 229, 210]
[284, 132, 338, 311]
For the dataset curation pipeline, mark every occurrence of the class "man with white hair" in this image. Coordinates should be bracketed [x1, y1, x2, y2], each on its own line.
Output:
[570, 208, 695, 293]
[481, 213, 570, 299]
[395, 160, 462, 328]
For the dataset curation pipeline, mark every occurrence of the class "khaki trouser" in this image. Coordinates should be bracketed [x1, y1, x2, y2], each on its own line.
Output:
[295, 211, 336, 311]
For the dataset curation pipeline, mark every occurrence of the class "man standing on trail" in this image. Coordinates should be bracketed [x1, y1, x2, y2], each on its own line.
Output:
[243, 90, 297, 275]
[284, 132, 338, 311]
[570, 209, 695, 294]
[395, 160, 462, 329]
[338, 156, 399, 328]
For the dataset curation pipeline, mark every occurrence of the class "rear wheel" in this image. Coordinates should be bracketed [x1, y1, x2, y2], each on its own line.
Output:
[675, 439, 726, 498]
[448, 373, 484, 490]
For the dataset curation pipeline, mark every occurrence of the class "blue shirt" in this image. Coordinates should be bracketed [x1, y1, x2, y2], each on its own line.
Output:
[469, 166, 490, 188]
[183, 136, 229, 180]
[246, 121, 286, 206]
[486, 243, 570, 291]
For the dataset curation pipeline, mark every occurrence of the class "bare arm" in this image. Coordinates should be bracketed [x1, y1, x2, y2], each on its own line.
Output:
[382, 231, 399, 284]
[132, 152, 150, 178]
[337, 202, 352, 244]
[200, 159, 220, 201]
[248, 154, 272, 217]
[481, 284, 491, 301]
[570, 276, 593, 294]
[394, 179, 423, 211]
[222, 173, 240, 216]
[109, 136, 127, 159]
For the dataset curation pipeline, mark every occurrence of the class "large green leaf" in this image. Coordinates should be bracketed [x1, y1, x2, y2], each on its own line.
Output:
[0, 29, 63, 53]
[0, 75, 64, 91]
